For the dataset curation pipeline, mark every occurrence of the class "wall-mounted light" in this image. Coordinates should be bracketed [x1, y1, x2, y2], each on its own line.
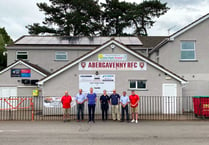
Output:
[95, 71, 99, 75]
[111, 44, 115, 52]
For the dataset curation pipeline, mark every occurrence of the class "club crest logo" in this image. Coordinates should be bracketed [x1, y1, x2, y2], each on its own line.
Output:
[81, 62, 86, 68]
[140, 62, 144, 68]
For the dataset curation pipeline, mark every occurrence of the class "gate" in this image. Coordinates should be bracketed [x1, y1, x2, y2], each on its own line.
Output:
[0, 97, 34, 120]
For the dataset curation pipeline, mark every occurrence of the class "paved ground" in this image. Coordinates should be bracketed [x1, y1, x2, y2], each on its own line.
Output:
[0, 120, 209, 145]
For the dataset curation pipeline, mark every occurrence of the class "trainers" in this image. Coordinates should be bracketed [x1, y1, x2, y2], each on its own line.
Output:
[131, 119, 135, 123]
[136, 120, 138, 124]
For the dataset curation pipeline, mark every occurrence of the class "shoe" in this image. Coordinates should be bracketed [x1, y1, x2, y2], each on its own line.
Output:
[64, 120, 66, 123]
[77, 120, 80, 122]
[92, 120, 95, 123]
[136, 120, 138, 124]
[131, 119, 135, 123]
[120, 120, 124, 122]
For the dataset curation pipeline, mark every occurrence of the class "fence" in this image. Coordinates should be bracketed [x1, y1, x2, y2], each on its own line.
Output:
[0, 96, 208, 121]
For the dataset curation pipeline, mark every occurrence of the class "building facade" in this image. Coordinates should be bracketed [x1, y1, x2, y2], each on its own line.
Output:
[1, 13, 209, 114]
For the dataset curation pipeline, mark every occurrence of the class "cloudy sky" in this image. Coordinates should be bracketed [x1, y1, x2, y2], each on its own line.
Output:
[0, 0, 209, 41]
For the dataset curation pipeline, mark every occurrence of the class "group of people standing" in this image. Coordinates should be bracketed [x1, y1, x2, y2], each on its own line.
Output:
[61, 88, 140, 123]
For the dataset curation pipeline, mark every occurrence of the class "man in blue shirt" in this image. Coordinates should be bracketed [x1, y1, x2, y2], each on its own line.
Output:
[110, 89, 120, 121]
[76, 89, 87, 122]
[120, 91, 130, 122]
[86, 88, 97, 123]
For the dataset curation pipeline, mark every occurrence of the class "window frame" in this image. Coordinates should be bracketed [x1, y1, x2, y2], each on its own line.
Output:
[16, 51, 28, 60]
[180, 40, 196, 61]
[55, 51, 68, 61]
[129, 80, 147, 91]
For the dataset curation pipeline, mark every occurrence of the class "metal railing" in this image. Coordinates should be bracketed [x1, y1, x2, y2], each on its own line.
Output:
[0, 96, 208, 121]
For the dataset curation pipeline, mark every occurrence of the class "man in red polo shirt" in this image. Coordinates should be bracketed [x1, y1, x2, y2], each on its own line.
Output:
[129, 90, 140, 123]
[61, 91, 72, 122]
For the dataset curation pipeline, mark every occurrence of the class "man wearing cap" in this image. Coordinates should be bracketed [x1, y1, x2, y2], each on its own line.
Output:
[120, 91, 130, 122]
[110, 89, 120, 121]
[76, 89, 87, 122]
[129, 90, 140, 123]
[61, 91, 72, 122]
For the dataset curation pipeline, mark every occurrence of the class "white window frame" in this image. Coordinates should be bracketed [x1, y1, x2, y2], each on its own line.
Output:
[55, 51, 68, 61]
[129, 80, 147, 90]
[180, 40, 196, 61]
[16, 51, 28, 60]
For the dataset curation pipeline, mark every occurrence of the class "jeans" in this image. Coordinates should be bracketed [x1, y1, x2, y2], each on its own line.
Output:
[77, 103, 84, 121]
[101, 104, 108, 120]
[121, 105, 129, 121]
[88, 104, 96, 122]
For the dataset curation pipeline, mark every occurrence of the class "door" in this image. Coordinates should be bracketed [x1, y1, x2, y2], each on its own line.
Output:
[0, 87, 17, 109]
[162, 84, 177, 114]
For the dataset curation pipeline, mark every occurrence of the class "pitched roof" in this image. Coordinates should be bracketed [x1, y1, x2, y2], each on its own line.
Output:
[38, 38, 187, 85]
[149, 13, 209, 54]
[149, 38, 169, 55]
[170, 13, 209, 40]
[0, 60, 50, 77]
[9, 35, 142, 47]
[138, 36, 168, 48]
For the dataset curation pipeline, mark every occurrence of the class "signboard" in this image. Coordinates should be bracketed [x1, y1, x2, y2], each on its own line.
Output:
[98, 54, 127, 61]
[11, 69, 21, 77]
[11, 69, 31, 77]
[79, 74, 115, 93]
[79, 61, 146, 71]
[43, 96, 76, 108]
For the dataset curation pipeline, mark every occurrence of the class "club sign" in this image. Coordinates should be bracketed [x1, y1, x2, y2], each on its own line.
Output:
[79, 61, 147, 71]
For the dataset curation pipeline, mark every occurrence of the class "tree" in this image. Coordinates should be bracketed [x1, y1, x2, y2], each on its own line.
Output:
[100, 0, 132, 36]
[0, 27, 13, 70]
[27, 0, 169, 36]
[26, 0, 101, 36]
[130, 0, 169, 36]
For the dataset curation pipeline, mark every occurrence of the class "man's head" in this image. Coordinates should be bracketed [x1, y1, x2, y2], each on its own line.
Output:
[131, 90, 135, 95]
[65, 91, 68, 96]
[113, 89, 116, 94]
[79, 89, 82, 94]
[103, 90, 107, 95]
[90, 87, 93, 93]
[122, 91, 126, 96]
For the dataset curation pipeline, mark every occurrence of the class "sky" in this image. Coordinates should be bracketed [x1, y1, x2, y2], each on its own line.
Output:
[0, 0, 209, 41]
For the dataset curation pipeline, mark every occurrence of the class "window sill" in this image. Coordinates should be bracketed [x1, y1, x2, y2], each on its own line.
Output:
[179, 59, 198, 62]
[16, 59, 29, 61]
[128, 88, 148, 91]
[54, 59, 69, 61]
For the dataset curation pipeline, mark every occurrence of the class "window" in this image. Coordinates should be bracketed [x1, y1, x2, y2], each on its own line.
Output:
[16, 51, 28, 60]
[180, 41, 196, 60]
[55, 52, 68, 60]
[129, 80, 147, 89]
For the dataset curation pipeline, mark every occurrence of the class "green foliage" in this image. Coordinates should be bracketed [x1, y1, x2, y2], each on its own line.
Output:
[0, 27, 13, 70]
[26, 0, 101, 36]
[26, 0, 169, 36]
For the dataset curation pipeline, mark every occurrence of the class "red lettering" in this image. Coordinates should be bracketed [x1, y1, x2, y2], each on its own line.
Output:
[134, 62, 137, 68]
[88, 62, 92, 68]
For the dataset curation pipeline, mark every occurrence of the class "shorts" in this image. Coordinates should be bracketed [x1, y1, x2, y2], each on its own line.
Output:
[63, 108, 70, 114]
[131, 106, 139, 113]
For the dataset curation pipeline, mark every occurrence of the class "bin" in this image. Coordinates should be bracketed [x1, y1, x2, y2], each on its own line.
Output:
[193, 96, 209, 118]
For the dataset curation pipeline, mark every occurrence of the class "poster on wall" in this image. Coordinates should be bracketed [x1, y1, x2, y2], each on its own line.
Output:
[79, 61, 146, 71]
[11, 69, 31, 77]
[43, 96, 76, 108]
[79, 74, 115, 93]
